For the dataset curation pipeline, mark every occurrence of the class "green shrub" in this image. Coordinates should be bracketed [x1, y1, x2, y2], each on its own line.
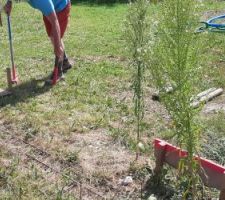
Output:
[124, 0, 150, 160]
[147, 0, 202, 198]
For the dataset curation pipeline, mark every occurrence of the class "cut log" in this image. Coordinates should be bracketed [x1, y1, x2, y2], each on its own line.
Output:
[191, 88, 223, 108]
[152, 87, 223, 109]
[192, 87, 217, 101]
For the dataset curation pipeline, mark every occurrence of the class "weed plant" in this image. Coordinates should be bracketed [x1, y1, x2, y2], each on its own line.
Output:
[147, 0, 203, 198]
[125, 0, 205, 198]
[124, 0, 150, 160]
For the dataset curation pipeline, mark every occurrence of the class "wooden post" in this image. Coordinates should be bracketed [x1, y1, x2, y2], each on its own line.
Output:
[219, 189, 225, 200]
[154, 139, 166, 174]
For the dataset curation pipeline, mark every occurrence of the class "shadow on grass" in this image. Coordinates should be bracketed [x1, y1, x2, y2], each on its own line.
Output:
[143, 169, 175, 200]
[0, 76, 52, 108]
[71, 0, 128, 6]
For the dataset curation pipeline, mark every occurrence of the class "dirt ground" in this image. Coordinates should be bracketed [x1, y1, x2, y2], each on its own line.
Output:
[1, 54, 224, 199]
[200, 10, 225, 22]
[0, 118, 152, 199]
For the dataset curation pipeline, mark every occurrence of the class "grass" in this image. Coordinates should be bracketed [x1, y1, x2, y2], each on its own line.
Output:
[0, 2, 141, 199]
[0, 2, 131, 134]
[0, 1, 225, 199]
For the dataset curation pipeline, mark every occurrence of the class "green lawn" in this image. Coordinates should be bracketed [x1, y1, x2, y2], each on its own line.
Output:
[0, 2, 131, 133]
[0, 3, 136, 199]
[1, 1, 225, 199]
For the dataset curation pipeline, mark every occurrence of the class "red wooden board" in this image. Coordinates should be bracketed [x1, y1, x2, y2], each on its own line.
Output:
[154, 138, 225, 174]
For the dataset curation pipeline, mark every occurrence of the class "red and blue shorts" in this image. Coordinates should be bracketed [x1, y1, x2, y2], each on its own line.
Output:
[43, 2, 71, 38]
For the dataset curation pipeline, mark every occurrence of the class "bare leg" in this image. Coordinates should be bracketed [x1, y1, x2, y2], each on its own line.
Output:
[50, 36, 71, 72]
[50, 36, 68, 60]
[50, 36, 65, 52]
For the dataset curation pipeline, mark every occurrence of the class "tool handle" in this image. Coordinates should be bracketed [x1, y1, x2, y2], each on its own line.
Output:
[7, 14, 14, 68]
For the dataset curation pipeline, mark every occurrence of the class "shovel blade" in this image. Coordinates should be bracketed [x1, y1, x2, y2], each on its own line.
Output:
[7, 67, 19, 88]
[11, 65, 19, 84]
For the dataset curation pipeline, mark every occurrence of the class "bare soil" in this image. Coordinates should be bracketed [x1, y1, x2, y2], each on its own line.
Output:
[0, 117, 151, 199]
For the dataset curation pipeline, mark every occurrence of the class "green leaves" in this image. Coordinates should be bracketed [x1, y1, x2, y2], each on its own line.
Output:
[125, 0, 150, 159]
[150, 0, 201, 146]
[144, 0, 202, 198]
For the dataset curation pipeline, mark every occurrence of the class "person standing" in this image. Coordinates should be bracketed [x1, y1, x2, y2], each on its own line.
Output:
[4, 0, 72, 82]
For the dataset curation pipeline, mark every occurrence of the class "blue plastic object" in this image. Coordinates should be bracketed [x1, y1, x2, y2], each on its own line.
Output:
[197, 14, 225, 33]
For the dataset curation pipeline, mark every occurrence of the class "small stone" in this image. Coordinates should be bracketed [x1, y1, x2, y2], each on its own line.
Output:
[122, 116, 128, 122]
[138, 142, 145, 152]
[121, 176, 133, 186]
[148, 194, 157, 200]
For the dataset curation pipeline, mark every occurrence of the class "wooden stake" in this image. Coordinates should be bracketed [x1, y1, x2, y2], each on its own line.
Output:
[219, 189, 225, 200]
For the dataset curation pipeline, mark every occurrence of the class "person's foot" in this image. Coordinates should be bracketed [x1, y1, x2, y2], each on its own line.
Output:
[62, 59, 72, 73]
[45, 67, 65, 86]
